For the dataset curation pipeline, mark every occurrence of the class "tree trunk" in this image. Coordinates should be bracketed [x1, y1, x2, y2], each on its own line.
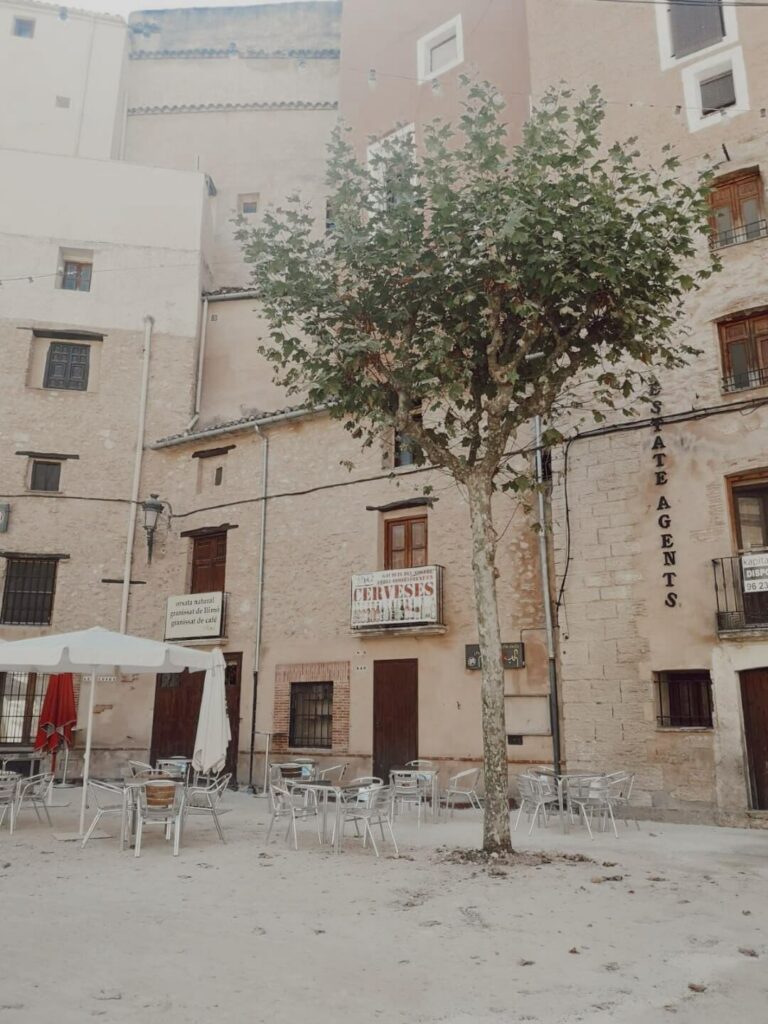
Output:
[466, 472, 513, 853]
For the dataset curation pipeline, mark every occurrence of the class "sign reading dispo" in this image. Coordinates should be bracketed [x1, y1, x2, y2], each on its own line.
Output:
[742, 552, 768, 593]
[165, 591, 224, 640]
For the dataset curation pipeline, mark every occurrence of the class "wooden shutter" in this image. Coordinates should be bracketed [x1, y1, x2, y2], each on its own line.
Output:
[43, 342, 90, 391]
[190, 532, 227, 593]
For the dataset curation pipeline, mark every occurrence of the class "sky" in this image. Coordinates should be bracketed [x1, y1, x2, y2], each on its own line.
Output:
[71, 0, 335, 18]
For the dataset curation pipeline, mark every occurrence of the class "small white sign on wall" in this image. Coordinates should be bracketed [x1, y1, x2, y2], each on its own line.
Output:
[165, 591, 224, 640]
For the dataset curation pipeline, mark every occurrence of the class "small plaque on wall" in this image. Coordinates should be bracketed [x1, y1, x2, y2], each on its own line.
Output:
[465, 643, 525, 671]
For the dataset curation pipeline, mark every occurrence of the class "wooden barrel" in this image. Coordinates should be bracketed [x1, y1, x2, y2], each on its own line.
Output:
[145, 781, 176, 807]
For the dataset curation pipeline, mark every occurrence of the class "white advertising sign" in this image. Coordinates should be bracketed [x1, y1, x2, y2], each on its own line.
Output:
[742, 553, 768, 593]
[351, 566, 440, 628]
[165, 591, 224, 640]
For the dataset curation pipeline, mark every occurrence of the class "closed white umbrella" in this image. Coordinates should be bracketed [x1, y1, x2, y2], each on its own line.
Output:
[192, 649, 231, 776]
[0, 627, 214, 836]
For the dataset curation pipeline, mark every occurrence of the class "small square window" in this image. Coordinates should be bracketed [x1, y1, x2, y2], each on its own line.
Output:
[60, 261, 92, 292]
[656, 671, 713, 728]
[1, 557, 58, 626]
[30, 461, 61, 492]
[700, 70, 736, 115]
[417, 16, 463, 83]
[429, 33, 458, 75]
[238, 193, 259, 216]
[682, 49, 748, 132]
[13, 17, 35, 38]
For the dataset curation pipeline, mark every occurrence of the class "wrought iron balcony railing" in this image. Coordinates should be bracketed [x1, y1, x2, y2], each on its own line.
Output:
[722, 365, 768, 393]
[712, 219, 768, 251]
[712, 554, 768, 632]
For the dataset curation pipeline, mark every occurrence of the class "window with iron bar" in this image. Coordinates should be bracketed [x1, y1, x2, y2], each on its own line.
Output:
[1, 557, 58, 626]
[0, 672, 47, 745]
[655, 671, 714, 728]
[289, 682, 333, 749]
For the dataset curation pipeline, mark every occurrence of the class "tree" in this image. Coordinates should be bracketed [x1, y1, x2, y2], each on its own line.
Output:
[237, 81, 716, 852]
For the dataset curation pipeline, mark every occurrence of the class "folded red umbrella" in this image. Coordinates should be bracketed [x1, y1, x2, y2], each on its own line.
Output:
[34, 673, 77, 755]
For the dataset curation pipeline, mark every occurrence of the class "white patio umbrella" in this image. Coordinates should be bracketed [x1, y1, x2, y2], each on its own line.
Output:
[0, 627, 214, 836]
[192, 649, 231, 776]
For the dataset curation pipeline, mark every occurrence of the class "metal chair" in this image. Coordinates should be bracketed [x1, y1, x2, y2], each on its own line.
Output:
[265, 781, 321, 850]
[441, 768, 482, 816]
[0, 777, 19, 834]
[390, 770, 425, 827]
[565, 775, 616, 839]
[81, 780, 129, 849]
[184, 772, 231, 843]
[134, 780, 185, 857]
[604, 771, 640, 829]
[318, 763, 348, 784]
[16, 772, 54, 826]
[156, 759, 190, 783]
[513, 774, 559, 834]
[406, 759, 435, 769]
[335, 784, 398, 857]
[128, 759, 153, 776]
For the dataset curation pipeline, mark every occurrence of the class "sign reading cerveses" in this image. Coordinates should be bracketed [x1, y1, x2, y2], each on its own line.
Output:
[351, 566, 441, 628]
[742, 552, 768, 593]
[165, 591, 224, 640]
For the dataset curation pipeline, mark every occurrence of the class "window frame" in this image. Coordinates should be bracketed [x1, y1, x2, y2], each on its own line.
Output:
[417, 15, 464, 83]
[681, 48, 749, 132]
[654, 0, 737, 70]
[60, 260, 92, 292]
[12, 17, 35, 38]
[43, 341, 90, 392]
[718, 310, 768, 394]
[655, 671, 714, 729]
[238, 193, 260, 217]
[709, 169, 766, 250]
[729, 475, 768, 553]
[29, 460, 62, 493]
[384, 514, 428, 570]
[288, 681, 333, 749]
[0, 557, 59, 626]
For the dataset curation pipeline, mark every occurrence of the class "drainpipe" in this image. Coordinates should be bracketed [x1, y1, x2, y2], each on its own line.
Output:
[248, 424, 269, 791]
[188, 296, 209, 431]
[534, 415, 562, 774]
[119, 316, 154, 633]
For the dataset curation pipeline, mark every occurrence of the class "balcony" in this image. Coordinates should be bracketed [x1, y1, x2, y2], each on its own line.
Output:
[722, 365, 768, 394]
[164, 591, 227, 643]
[712, 219, 768, 251]
[712, 555, 768, 634]
[350, 565, 445, 635]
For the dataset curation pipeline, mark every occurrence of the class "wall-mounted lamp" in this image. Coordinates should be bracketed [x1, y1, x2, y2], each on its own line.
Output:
[141, 493, 165, 563]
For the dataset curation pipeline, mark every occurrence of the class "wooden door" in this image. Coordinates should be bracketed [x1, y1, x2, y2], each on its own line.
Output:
[740, 668, 768, 810]
[191, 532, 227, 593]
[373, 659, 418, 782]
[150, 652, 241, 785]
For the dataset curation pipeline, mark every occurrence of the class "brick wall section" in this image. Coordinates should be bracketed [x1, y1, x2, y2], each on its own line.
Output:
[272, 661, 350, 756]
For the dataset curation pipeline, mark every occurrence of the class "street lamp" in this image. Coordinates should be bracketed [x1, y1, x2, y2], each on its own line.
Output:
[141, 493, 164, 563]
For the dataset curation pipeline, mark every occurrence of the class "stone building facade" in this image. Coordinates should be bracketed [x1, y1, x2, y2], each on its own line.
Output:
[527, 0, 768, 823]
[2, 0, 767, 825]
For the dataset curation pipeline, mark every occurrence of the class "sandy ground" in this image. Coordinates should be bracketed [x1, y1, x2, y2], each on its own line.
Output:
[1, 791, 767, 1024]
